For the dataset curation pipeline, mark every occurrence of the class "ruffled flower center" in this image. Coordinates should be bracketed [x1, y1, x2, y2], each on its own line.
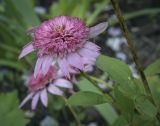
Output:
[32, 16, 89, 57]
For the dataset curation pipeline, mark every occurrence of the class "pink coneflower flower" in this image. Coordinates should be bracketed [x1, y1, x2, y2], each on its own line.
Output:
[19, 66, 72, 110]
[19, 16, 108, 78]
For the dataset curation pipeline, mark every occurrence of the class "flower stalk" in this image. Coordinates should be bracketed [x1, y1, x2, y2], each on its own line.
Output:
[110, 0, 153, 102]
[81, 72, 114, 103]
[62, 97, 82, 126]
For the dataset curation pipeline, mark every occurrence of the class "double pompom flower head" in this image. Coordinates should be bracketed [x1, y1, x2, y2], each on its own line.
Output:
[19, 16, 108, 109]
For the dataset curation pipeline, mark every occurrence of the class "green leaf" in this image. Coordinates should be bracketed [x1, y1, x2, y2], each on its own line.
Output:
[118, 78, 145, 98]
[96, 55, 132, 85]
[50, 0, 80, 17]
[78, 78, 118, 124]
[135, 95, 157, 118]
[6, 0, 40, 26]
[111, 116, 128, 126]
[114, 86, 134, 120]
[145, 59, 160, 76]
[147, 76, 160, 107]
[0, 60, 24, 71]
[95, 103, 118, 125]
[71, 0, 90, 19]
[87, 0, 110, 25]
[132, 114, 157, 126]
[78, 77, 102, 94]
[68, 91, 107, 106]
[0, 91, 29, 126]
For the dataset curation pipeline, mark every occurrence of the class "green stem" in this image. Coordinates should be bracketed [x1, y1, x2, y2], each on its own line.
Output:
[110, 0, 153, 102]
[62, 96, 81, 126]
[89, 75, 113, 90]
[81, 72, 125, 114]
[81, 72, 114, 103]
[81, 72, 104, 92]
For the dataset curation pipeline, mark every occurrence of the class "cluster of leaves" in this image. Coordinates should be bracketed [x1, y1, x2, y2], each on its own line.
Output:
[68, 55, 160, 125]
[0, 0, 160, 126]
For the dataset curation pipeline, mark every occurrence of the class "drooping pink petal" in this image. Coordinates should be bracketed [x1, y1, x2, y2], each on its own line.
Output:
[48, 84, 63, 95]
[19, 92, 34, 108]
[34, 57, 44, 77]
[19, 43, 34, 59]
[84, 41, 100, 51]
[68, 67, 79, 74]
[42, 56, 53, 75]
[31, 92, 40, 110]
[53, 79, 73, 88]
[57, 69, 63, 78]
[89, 22, 108, 38]
[67, 53, 83, 70]
[40, 89, 48, 107]
[58, 58, 70, 78]
[78, 48, 100, 59]
[82, 57, 96, 65]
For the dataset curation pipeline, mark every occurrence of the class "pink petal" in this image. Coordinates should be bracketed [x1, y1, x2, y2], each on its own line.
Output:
[84, 41, 100, 51]
[67, 53, 83, 70]
[53, 79, 73, 88]
[34, 57, 44, 77]
[31, 92, 40, 110]
[48, 84, 63, 95]
[58, 58, 70, 78]
[19, 92, 34, 108]
[57, 69, 64, 78]
[18, 43, 34, 59]
[68, 67, 79, 74]
[78, 48, 100, 59]
[89, 22, 108, 38]
[40, 89, 48, 107]
[82, 57, 96, 65]
[42, 56, 53, 75]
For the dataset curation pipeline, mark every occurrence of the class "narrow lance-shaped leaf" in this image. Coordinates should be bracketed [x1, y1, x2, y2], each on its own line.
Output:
[8, 0, 40, 26]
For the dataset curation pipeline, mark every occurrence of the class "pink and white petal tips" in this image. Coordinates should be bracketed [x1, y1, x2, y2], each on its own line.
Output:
[83, 41, 101, 51]
[53, 78, 73, 88]
[78, 46, 100, 60]
[34, 56, 53, 77]
[40, 89, 48, 107]
[19, 66, 73, 110]
[48, 84, 63, 95]
[19, 42, 34, 59]
[31, 92, 40, 110]
[41, 56, 53, 76]
[58, 58, 70, 78]
[67, 53, 83, 70]
[19, 92, 34, 108]
[89, 22, 108, 38]
[34, 57, 44, 77]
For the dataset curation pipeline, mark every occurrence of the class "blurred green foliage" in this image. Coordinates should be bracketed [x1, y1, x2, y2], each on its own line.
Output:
[0, 91, 29, 126]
